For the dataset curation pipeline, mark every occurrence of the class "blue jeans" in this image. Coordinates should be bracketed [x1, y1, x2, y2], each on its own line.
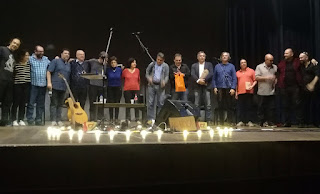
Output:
[50, 89, 66, 122]
[147, 84, 165, 120]
[171, 89, 188, 101]
[26, 85, 46, 123]
[194, 86, 212, 121]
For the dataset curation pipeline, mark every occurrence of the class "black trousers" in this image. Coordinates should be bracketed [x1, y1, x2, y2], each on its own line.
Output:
[88, 85, 106, 121]
[124, 90, 140, 121]
[0, 80, 13, 125]
[257, 95, 276, 124]
[237, 93, 254, 123]
[50, 89, 66, 122]
[280, 87, 303, 124]
[216, 88, 234, 125]
[107, 86, 122, 120]
[301, 89, 319, 125]
[71, 86, 87, 109]
[11, 83, 30, 121]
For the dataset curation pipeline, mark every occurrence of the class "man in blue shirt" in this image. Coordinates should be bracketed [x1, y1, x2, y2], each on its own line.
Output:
[47, 49, 71, 126]
[145, 52, 169, 123]
[212, 52, 237, 126]
[70, 50, 89, 109]
[26, 45, 50, 125]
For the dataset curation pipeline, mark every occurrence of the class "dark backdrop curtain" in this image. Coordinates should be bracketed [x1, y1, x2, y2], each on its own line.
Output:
[227, 0, 320, 69]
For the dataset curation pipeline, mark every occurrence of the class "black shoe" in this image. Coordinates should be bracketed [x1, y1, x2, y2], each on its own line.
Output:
[35, 121, 43, 126]
[298, 123, 305, 128]
[27, 120, 34, 126]
[282, 123, 291, 127]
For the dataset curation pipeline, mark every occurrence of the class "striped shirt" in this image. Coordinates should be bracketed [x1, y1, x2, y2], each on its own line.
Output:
[14, 62, 31, 84]
[29, 54, 50, 86]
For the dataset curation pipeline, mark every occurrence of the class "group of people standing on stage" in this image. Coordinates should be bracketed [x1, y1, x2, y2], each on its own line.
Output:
[0, 37, 319, 128]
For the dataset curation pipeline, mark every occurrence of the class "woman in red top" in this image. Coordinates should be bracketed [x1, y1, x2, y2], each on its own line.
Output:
[236, 59, 257, 127]
[122, 58, 140, 122]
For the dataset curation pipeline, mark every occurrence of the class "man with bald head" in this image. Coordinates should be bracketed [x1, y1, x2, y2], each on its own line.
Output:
[255, 54, 277, 127]
[0, 38, 21, 126]
[70, 50, 89, 108]
[299, 52, 319, 127]
[277, 48, 303, 127]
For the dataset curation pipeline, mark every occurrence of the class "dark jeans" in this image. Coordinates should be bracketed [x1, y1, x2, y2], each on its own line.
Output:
[71, 86, 87, 109]
[237, 93, 254, 123]
[301, 89, 319, 125]
[107, 86, 122, 120]
[280, 87, 303, 125]
[0, 80, 13, 124]
[26, 85, 46, 123]
[50, 89, 66, 122]
[171, 89, 188, 101]
[257, 95, 276, 124]
[89, 85, 106, 121]
[194, 86, 211, 121]
[124, 90, 140, 121]
[11, 83, 30, 121]
[215, 88, 234, 125]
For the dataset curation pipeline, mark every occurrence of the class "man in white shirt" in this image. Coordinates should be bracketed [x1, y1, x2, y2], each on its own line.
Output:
[191, 51, 214, 123]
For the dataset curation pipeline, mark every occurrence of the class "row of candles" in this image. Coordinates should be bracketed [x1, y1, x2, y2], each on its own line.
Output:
[47, 126, 234, 142]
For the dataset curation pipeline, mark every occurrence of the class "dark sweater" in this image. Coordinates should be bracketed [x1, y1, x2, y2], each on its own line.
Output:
[0, 46, 15, 81]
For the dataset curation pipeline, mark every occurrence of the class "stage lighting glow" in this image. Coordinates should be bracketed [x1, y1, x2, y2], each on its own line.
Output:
[140, 130, 148, 140]
[224, 127, 229, 137]
[95, 130, 101, 142]
[218, 128, 224, 137]
[125, 130, 131, 141]
[209, 129, 214, 138]
[109, 130, 116, 141]
[67, 126, 72, 130]
[183, 130, 189, 141]
[156, 130, 163, 141]
[68, 129, 74, 140]
[55, 128, 62, 141]
[137, 125, 142, 130]
[207, 126, 211, 130]
[78, 130, 84, 142]
[197, 130, 202, 139]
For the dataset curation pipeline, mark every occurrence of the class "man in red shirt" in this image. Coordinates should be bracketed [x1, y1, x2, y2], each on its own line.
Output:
[277, 48, 303, 127]
[236, 59, 256, 127]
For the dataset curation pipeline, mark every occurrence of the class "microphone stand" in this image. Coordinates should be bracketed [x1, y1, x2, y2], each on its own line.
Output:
[133, 33, 154, 126]
[101, 28, 113, 130]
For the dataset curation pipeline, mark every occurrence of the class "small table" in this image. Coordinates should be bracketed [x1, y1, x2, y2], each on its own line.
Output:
[93, 102, 147, 123]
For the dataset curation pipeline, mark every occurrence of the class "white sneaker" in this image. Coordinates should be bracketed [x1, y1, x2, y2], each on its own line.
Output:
[136, 121, 142, 125]
[51, 121, 57, 126]
[57, 121, 64, 127]
[12, 120, 19, 126]
[19, 120, 26, 126]
[236, 121, 245, 127]
[247, 121, 254, 127]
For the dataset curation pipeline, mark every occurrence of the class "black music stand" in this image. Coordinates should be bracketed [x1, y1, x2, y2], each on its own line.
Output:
[81, 73, 107, 130]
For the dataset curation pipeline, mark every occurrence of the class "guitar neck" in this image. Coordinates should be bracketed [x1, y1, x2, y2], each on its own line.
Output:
[61, 75, 76, 103]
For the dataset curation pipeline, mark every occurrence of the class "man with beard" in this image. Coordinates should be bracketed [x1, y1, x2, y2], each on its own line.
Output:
[277, 48, 303, 127]
[169, 53, 190, 101]
[26, 45, 51, 125]
[87, 51, 108, 121]
[299, 52, 319, 127]
[47, 49, 71, 126]
[0, 38, 21, 126]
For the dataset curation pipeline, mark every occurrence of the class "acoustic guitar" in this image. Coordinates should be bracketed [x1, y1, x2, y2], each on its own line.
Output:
[58, 73, 88, 125]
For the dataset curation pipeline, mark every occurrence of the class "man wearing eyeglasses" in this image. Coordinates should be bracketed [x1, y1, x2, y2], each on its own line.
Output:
[299, 52, 319, 128]
[26, 45, 50, 126]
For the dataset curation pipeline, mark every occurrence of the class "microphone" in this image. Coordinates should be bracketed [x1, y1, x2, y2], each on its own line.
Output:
[110, 27, 114, 31]
[131, 31, 142, 35]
